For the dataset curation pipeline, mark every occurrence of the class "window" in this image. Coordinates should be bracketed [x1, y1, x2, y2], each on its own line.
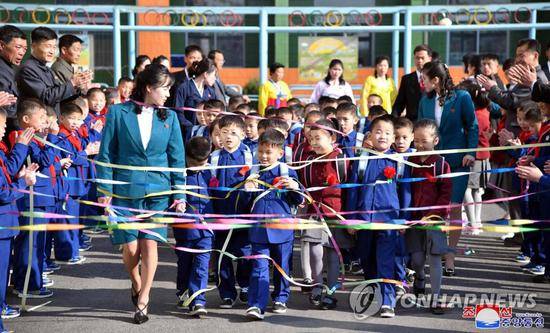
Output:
[449, 32, 476, 65]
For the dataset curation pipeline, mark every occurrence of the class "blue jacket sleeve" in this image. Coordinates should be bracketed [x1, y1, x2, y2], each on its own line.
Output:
[539, 174, 550, 190]
[0, 177, 26, 204]
[344, 161, 360, 220]
[285, 169, 304, 206]
[4, 143, 28, 176]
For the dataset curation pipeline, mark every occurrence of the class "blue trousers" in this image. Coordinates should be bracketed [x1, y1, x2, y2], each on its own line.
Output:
[54, 198, 80, 261]
[213, 230, 251, 301]
[175, 237, 212, 307]
[0, 238, 11, 331]
[357, 230, 397, 308]
[395, 234, 407, 282]
[248, 241, 292, 311]
[13, 207, 52, 291]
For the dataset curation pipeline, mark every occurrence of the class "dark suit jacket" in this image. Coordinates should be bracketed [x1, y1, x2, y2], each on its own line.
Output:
[17, 56, 76, 116]
[392, 71, 422, 122]
[542, 61, 550, 82]
[0, 57, 19, 118]
[213, 76, 241, 103]
[166, 69, 188, 107]
[51, 57, 74, 84]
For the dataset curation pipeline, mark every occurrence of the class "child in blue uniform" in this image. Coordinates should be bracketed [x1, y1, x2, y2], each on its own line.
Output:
[11, 99, 60, 298]
[346, 114, 406, 318]
[336, 102, 363, 158]
[392, 117, 415, 293]
[210, 115, 253, 308]
[174, 137, 214, 317]
[0, 108, 38, 331]
[56, 102, 100, 264]
[243, 113, 259, 154]
[243, 129, 303, 320]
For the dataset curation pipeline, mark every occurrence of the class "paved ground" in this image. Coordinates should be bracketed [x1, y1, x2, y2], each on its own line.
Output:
[5, 203, 550, 333]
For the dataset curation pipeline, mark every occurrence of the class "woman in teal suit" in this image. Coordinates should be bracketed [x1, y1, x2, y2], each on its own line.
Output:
[96, 64, 186, 324]
[417, 61, 478, 276]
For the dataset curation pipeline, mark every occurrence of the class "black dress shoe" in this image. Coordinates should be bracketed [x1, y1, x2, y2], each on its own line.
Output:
[134, 303, 149, 324]
[131, 285, 140, 307]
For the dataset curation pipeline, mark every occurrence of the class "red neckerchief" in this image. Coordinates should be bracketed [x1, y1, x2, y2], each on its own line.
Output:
[78, 123, 89, 139]
[0, 141, 8, 154]
[0, 157, 11, 185]
[59, 124, 82, 151]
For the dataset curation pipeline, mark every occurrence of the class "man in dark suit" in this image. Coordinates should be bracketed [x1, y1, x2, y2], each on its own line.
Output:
[0, 25, 27, 130]
[508, 62, 550, 104]
[51, 34, 83, 84]
[166, 45, 203, 108]
[392, 44, 433, 122]
[207, 49, 249, 104]
[541, 42, 550, 81]
[481, 53, 506, 90]
[17, 27, 90, 117]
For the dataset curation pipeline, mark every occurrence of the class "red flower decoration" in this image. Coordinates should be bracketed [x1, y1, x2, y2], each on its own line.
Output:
[425, 172, 437, 183]
[383, 166, 396, 180]
[239, 165, 250, 176]
[209, 177, 219, 188]
[326, 174, 339, 186]
[273, 176, 283, 189]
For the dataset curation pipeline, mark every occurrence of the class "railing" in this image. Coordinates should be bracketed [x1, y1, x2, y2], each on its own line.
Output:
[2, 3, 549, 86]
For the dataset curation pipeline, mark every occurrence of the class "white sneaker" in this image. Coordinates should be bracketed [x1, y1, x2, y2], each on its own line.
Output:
[245, 307, 265, 320]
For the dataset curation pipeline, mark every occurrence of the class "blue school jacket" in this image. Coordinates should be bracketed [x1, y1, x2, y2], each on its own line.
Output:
[345, 152, 401, 223]
[173, 169, 214, 241]
[96, 102, 185, 201]
[417, 90, 478, 169]
[389, 148, 412, 220]
[243, 138, 258, 156]
[338, 130, 363, 158]
[210, 143, 252, 215]
[246, 165, 303, 244]
[82, 114, 102, 143]
[0, 163, 25, 239]
[21, 134, 63, 207]
[175, 78, 215, 125]
[58, 131, 89, 198]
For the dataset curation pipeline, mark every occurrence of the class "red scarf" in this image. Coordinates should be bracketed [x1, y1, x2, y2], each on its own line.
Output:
[59, 124, 82, 151]
[0, 157, 11, 185]
[78, 123, 89, 139]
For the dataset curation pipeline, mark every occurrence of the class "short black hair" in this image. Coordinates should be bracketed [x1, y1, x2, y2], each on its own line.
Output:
[337, 95, 353, 104]
[228, 96, 245, 109]
[336, 102, 357, 116]
[185, 45, 203, 56]
[269, 62, 284, 74]
[118, 76, 133, 85]
[60, 102, 83, 116]
[245, 112, 260, 122]
[269, 117, 290, 132]
[152, 55, 169, 66]
[86, 87, 105, 99]
[277, 107, 293, 118]
[322, 106, 337, 118]
[0, 25, 26, 44]
[394, 117, 414, 132]
[17, 98, 46, 121]
[370, 114, 394, 131]
[186, 136, 212, 161]
[204, 99, 225, 111]
[368, 105, 387, 118]
[258, 128, 285, 149]
[58, 34, 83, 50]
[236, 103, 251, 113]
[414, 118, 439, 137]
[31, 27, 57, 44]
[481, 53, 500, 63]
[413, 44, 433, 56]
[257, 118, 270, 131]
[207, 49, 223, 60]
[218, 114, 245, 132]
[287, 97, 302, 105]
[289, 103, 305, 119]
[524, 106, 542, 124]
[304, 110, 323, 123]
[304, 103, 320, 114]
[517, 38, 540, 53]
[265, 107, 279, 118]
[318, 96, 337, 107]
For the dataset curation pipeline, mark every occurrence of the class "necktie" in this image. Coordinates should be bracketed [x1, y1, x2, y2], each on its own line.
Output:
[419, 76, 425, 92]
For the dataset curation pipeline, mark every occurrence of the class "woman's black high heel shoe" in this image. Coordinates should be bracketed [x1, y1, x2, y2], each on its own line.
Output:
[134, 303, 149, 324]
[131, 285, 140, 307]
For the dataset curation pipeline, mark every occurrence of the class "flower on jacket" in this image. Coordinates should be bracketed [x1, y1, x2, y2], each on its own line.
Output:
[239, 165, 250, 176]
[326, 174, 339, 186]
[209, 177, 219, 188]
[273, 176, 283, 189]
[383, 166, 396, 182]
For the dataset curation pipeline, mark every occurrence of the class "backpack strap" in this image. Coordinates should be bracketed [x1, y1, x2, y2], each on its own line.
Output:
[243, 146, 253, 167]
[210, 149, 221, 167]
[196, 126, 206, 137]
[358, 117, 367, 133]
[355, 132, 364, 149]
[335, 153, 347, 183]
[280, 162, 289, 178]
[357, 150, 370, 182]
[285, 146, 293, 163]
